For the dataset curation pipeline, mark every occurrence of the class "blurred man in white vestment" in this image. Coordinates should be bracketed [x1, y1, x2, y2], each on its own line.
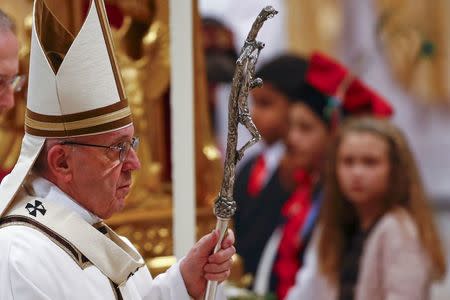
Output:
[0, 9, 23, 114]
[0, 9, 26, 182]
[0, 0, 235, 299]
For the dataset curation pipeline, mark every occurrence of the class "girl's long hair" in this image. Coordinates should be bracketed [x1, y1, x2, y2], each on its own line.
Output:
[318, 117, 446, 282]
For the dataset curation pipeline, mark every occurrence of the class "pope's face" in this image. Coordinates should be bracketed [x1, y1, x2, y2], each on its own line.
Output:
[65, 125, 140, 219]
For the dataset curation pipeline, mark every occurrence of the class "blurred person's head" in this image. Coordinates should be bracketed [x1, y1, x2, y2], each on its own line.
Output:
[202, 17, 237, 84]
[201, 17, 238, 132]
[287, 100, 329, 173]
[0, 9, 19, 114]
[251, 54, 308, 145]
[286, 52, 393, 173]
[318, 117, 446, 282]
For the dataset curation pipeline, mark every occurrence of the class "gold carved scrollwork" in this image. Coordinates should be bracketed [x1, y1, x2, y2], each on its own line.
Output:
[192, 0, 223, 208]
[108, 0, 172, 209]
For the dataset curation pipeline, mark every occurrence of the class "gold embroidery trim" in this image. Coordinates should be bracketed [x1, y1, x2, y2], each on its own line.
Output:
[25, 106, 131, 131]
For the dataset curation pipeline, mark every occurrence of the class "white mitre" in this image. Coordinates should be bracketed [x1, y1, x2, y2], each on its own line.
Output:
[0, 0, 132, 217]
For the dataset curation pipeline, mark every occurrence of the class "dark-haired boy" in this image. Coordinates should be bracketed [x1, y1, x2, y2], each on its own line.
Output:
[233, 54, 309, 283]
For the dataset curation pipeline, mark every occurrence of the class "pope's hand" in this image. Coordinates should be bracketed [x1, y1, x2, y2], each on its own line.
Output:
[180, 229, 235, 299]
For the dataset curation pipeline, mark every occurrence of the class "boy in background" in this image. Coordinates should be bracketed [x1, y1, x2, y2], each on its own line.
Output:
[233, 54, 308, 282]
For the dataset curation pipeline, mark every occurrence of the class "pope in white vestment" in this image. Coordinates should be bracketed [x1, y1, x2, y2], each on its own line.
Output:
[0, 176, 191, 300]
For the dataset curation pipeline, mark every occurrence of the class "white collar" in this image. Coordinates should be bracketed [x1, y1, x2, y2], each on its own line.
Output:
[261, 141, 285, 173]
[27, 175, 102, 225]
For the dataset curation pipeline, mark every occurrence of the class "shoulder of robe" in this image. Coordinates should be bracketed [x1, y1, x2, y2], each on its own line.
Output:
[0, 225, 75, 273]
[0, 225, 120, 299]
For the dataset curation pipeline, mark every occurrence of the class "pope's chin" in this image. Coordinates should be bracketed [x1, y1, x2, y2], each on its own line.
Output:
[101, 196, 126, 219]
[114, 187, 130, 209]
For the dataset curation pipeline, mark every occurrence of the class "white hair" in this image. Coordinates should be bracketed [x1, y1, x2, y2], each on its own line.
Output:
[33, 138, 66, 175]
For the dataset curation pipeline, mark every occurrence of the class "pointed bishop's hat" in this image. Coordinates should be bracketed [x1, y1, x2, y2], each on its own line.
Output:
[0, 0, 132, 216]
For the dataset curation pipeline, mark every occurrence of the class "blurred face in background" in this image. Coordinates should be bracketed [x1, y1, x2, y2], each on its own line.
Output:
[336, 131, 390, 207]
[251, 84, 290, 145]
[0, 29, 19, 114]
[287, 102, 329, 172]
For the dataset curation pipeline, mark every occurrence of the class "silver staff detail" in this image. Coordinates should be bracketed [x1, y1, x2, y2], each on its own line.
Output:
[204, 6, 278, 300]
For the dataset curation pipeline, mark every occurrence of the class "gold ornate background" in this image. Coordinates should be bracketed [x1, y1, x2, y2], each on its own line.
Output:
[286, 0, 342, 58]
[375, 0, 450, 104]
[286, 0, 450, 105]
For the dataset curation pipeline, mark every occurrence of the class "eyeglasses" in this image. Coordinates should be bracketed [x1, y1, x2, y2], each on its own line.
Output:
[0, 74, 27, 94]
[60, 137, 140, 162]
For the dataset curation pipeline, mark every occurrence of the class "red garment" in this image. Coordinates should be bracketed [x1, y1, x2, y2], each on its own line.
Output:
[247, 154, 267, 197]
[0, 168, 11, 183]
[273, 170, 313, 300]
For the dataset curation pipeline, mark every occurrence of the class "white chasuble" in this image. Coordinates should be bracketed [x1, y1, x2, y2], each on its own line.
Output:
[0, 177, 191, 299]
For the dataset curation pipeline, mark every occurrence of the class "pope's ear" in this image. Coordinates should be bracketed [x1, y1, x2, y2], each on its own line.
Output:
[46, 144, 72, 182]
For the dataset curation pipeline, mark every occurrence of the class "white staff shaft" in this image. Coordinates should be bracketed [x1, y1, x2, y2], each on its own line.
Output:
[204, 218, 229, 300]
